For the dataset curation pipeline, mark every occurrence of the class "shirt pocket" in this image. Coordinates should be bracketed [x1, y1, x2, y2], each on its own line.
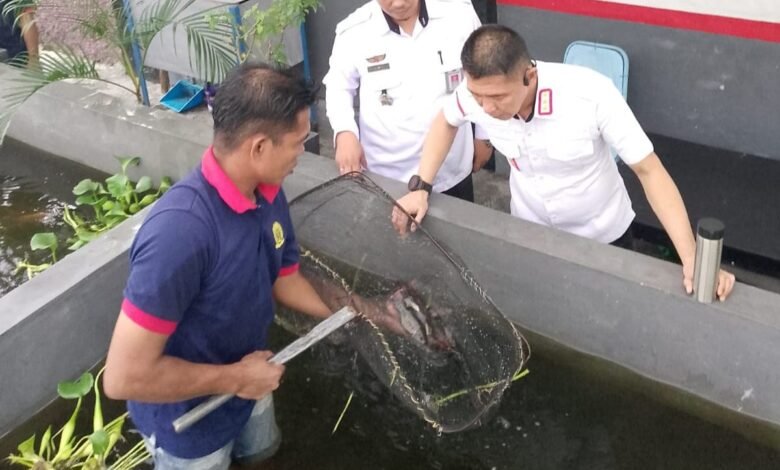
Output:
[361, 48, 402, 91]
[362, 64, 403, 109]
[435, 46, 464, 94]
[546, 137, 594, 164]
[362, 65, 401, 91]
[544, 136, 595, 178]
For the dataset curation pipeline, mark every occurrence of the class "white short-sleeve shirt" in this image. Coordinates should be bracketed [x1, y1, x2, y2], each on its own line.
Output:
[324, 0, 481, 192]
[443, 61, 654, 243]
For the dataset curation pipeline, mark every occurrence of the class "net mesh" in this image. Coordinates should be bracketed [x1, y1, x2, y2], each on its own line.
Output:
[278, 173, 530, 433]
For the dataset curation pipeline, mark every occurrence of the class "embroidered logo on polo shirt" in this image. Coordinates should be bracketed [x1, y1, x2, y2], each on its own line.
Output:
[538, 88, 553, 115]
[272, 222, 285, 249]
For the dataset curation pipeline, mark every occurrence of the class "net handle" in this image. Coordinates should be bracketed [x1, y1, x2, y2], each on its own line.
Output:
[172, 306, 357, 433]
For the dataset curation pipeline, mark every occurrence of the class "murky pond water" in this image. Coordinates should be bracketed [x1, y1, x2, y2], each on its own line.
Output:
[3, 323, 778, 470]
[267, 328, 780, 470]
[0, 139, 106, 297]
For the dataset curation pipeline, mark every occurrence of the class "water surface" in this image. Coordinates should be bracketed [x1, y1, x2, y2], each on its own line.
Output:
[0, 139, 106, 297]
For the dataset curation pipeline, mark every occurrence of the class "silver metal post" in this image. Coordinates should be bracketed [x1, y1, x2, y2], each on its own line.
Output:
[693, 218, 725, 303]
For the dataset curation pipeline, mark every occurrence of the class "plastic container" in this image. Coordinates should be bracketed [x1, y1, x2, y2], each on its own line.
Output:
[160, 79, 204, 113]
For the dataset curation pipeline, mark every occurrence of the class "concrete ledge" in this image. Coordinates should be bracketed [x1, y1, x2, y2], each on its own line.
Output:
[2, 64, 318, 184]
[2, 68, 780, 447]
[0, 206, 149, 437]
[1, 65, 208, 183]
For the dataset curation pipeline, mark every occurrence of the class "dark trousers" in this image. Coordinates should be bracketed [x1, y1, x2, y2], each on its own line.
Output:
[442, 174, 474, 202]
[610, 223, 636, 250]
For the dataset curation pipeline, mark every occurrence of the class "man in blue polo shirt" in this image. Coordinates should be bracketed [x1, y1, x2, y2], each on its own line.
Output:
[104, 63, 334, 469]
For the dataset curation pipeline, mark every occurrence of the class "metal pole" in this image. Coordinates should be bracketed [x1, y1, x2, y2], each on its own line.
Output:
[121, 0, 150, 106]
[229, 5, 246, 60]
[172, 306, 357, 433]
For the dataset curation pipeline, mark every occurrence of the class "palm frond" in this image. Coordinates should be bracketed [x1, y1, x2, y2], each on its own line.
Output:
[130, 0, 237, 82]
[37, 47, 100, 82]
[0, 47, 99, 145]
[180, 15, 238, 83]
[75, 1, 118, 42]
[0, 49, 97, 113]
[88, 3, 136, 52]
[131, 0, 196, 50]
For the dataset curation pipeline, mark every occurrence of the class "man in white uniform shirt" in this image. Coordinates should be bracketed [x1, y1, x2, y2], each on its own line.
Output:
[324, 0, 492, 201]
[393, 25, 735, 301]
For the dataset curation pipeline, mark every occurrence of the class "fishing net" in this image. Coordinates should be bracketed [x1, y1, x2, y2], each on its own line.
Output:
[279, 173, 530, 433]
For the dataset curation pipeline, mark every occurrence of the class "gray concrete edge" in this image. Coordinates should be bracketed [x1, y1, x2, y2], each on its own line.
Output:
[1, 64, 211, 183]
[2, 71, 780, 443]
[0, 205, 150, 438]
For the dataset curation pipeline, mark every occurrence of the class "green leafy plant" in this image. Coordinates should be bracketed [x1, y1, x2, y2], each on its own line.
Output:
[221, 0, 321, 65]
[6, 370, 149, 469]
[13, 232, 58, 279]
[66, 156, 171, 251]
[14, 156, 170, 278]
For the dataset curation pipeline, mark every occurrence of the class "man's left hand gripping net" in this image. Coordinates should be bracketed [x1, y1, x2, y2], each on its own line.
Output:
[278, 173, 530, 433]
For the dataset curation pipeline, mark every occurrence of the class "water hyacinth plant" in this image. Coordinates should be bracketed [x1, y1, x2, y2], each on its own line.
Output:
[65, 156, 171, 251]
[14, 155, 170, 279]
[13, 232, 58, 279]
[6, 369, 149, 469]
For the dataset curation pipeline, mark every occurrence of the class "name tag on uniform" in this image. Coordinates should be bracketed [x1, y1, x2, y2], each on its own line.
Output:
[368, 63, 390, 73]
[444, 68, 463, 94]
[366, 52, 389, 73]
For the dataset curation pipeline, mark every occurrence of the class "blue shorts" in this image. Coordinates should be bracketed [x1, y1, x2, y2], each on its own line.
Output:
[143, 394, 281, 470]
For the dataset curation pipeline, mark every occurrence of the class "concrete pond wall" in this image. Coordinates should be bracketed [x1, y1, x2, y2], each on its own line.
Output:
[1, 67, 780, 448]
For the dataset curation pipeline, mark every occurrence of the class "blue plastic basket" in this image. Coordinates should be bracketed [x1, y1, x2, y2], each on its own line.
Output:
[160, 80, 205, 113]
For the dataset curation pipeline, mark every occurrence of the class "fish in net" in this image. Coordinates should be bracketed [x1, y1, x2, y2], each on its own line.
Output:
[278, 173, 530, 433]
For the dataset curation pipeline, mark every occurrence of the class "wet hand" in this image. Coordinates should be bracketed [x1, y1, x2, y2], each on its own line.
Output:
[335, 132, 366, 175]
[392, 192, 429, 235]
[234, 350, 284, 400]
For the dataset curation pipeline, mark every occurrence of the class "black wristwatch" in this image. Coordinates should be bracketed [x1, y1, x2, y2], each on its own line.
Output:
[408, 175, 433, 194]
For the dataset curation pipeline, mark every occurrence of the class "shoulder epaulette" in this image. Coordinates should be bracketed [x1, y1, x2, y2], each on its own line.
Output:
[335, 3, 374, 35]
